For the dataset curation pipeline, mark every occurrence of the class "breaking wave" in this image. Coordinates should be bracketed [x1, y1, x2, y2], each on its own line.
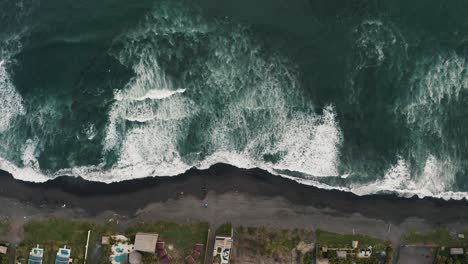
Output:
[1, 0, 468, 201]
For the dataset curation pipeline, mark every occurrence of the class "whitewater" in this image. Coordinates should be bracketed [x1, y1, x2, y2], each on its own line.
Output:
[1, 0, 468, 201]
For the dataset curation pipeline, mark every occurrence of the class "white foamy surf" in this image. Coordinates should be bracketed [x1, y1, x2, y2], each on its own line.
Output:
[0, 59, 26, 132]
[2, 3, 468, 204]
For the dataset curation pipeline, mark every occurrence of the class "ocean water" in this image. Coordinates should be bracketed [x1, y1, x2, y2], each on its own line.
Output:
[1, 0, 468, 200]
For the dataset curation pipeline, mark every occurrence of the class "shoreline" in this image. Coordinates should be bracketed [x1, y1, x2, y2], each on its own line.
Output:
[0, 163, 467, 225]
[0, 163, 467, 264]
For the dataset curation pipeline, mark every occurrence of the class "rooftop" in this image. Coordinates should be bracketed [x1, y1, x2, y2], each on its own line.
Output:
[450, 248, 464, 255]
[55, 246, 71, 264]
[214, 237, 233, 264]
[134, 232, 159, 253]
[0, 245, 7, 255]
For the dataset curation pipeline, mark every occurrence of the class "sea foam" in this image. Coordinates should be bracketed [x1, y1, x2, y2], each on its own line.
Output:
[0, 59, 25, 132]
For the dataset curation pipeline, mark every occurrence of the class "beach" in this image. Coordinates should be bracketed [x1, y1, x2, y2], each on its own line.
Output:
[0, 164, 467, 248]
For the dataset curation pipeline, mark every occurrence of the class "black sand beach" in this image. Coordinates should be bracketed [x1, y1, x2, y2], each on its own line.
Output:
[1, 164, 468, 264]
[0, 163, 466, 225]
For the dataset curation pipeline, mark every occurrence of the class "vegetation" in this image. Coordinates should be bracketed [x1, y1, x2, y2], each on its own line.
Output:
[403, 229, 458, 246]
[303, 251, 314, 264]
[0, 220, 10, 264]
[234, 226, 313, 263]
[0, 252, 7, 264]
[316, 230, 393, 264]
[16, 218, 115, 264]
[434, 247, 468, 264]
[317, 230, 391, 250]
[0, 221, 8, 237]
[213, 253, 221, 264]
[216, 223, 232, 237]
[126, 221, 209, 263]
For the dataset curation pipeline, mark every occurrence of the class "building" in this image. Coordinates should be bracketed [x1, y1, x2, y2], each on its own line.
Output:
[213, 236, 233, 264]
[28, 245, 44, 264]
[102, 236, 110, 245]
[450, 248, 464, 255]
[185, 243, 203, 264]
[134, 232, 159, 253]
[55, 246, 71, 264]
[0, 245, 7, 255]
[316, 259, 329, 264]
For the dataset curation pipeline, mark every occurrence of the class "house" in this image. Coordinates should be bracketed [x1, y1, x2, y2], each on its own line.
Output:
[28, 245, 44, 264]
[134, 232, 159, 253]
[185, 255, 195, 264]
[156, 241, 172, 263]
[316, 258, 329, 264]
[55, 246, 71, 264]
[194, 243, 203, 252]
[0, 245, 7, 255]
[213, 236, 233, 264]
[185, 243, 203, 264]
[191, 250, 200, 259]
[450, 248, 464, 255]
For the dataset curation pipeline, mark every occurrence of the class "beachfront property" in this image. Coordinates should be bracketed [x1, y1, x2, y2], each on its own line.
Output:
[449, 247, 464, 255]
[0, 243, 8, 264]
[134, 232, 159, 253]
[0, 244, 7, 255]
[399, 229, 468, 263]
[27, 245, 43, 264]
[317, 239, 389, 264]
[110, 235, 133, 264]
[318, 243, 374, 261]
[213, 236, 233, 264]
[54, 246, 71, 264]
[107, 232, 175, 263]
[184, 243, 203, 264]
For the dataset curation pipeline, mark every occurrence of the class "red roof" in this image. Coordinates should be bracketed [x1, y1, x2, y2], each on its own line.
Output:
[185, 256, 195, 264]
[194, 243, 204, 252]
[191, 250, 200, 259]
[158, 249, 168, 258]
[156, 242, 165, 250]
[160, 255, 171, 264]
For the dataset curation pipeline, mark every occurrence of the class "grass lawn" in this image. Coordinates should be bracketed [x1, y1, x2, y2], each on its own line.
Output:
[234, 226, 313, 260]
[317, 230, 393, 264]
[0, 220, 9, 264]
[403, 229, 459, 247]
[0, 221, 7, 237]
[16, 218, 115, 264]
[317, 229, 391, 250]
[216, 223, 232, 237]
[0, 254, 7, 264]
[459, 230, 468, 246]
[126, 222, 209, 263]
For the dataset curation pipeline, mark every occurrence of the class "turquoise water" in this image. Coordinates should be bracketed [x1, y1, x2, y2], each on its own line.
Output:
[1, 0, 468, 199]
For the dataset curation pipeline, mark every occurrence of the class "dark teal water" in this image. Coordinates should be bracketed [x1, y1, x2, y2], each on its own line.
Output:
[1, 0, 468, 199]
